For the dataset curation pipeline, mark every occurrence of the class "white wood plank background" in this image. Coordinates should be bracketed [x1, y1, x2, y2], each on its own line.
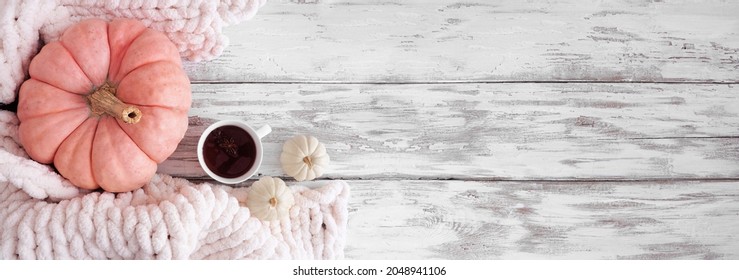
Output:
[164, 0, 739, 259]
[184, 0, 739, 83]
[159, 83, 739, 180]
[343, 180, 739, 259]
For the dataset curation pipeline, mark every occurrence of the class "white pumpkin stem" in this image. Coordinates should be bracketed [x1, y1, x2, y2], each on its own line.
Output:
[269, 197, 278, 207]
[303, 156, 314, 168]
[86, 81, 142, 124]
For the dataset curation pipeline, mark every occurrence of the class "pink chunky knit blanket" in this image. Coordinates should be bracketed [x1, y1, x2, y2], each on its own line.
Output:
[0, 0, 351, 259]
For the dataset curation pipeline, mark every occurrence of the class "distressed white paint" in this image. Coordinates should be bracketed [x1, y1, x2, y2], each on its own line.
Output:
[342, 180, 739, 259]
[184, 0, 739, 83]
[158, 83, 739, 180]
[168, 0, 739, 260]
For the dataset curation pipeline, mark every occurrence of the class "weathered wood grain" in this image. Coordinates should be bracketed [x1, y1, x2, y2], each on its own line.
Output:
[157, 83, 739, 180]
[340, 179, 739, 259]
[185, 0, 739, 83]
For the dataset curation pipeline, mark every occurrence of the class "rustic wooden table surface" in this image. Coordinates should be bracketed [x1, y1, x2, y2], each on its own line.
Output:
[159, 0, 739, 259]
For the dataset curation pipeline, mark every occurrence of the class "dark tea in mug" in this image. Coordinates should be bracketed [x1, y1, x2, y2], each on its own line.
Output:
[201, 125, 257, 178]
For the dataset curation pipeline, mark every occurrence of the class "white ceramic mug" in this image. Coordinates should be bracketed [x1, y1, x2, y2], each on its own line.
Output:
[197, 120, 272, 184]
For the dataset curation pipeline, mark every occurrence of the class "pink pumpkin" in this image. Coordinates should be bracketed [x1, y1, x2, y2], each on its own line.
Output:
[17, 18, 191, 193]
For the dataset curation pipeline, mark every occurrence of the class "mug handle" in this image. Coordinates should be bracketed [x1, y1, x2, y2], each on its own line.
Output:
[256, 124, 272, 139]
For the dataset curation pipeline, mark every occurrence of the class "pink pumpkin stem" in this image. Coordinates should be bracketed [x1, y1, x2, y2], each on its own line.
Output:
[86, 82, 141, 124]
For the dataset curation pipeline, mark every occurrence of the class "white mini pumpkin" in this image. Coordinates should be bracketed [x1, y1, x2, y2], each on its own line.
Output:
[246, 176, 295, 221]
[280, 135, 330, 181]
